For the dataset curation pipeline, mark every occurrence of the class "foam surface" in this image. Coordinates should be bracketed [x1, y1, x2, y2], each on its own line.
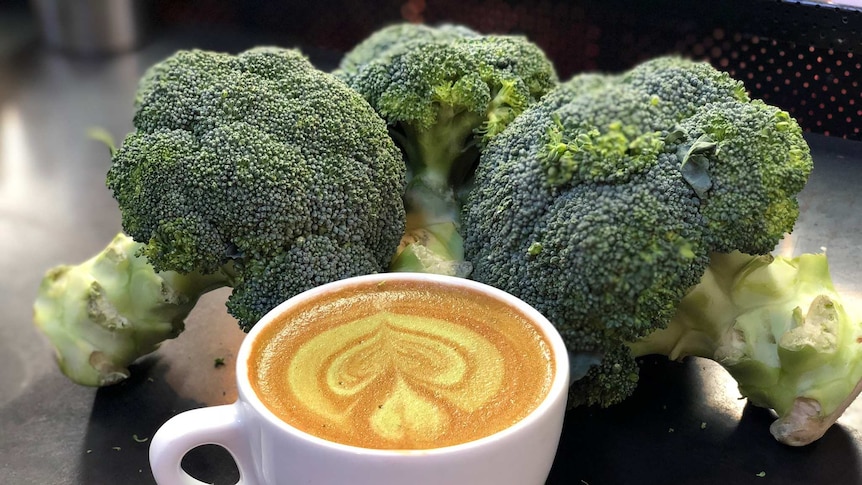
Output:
[249, 280, 554, 449]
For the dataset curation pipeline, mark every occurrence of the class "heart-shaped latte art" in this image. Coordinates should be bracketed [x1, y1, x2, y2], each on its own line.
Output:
[287, 311, 506, 443]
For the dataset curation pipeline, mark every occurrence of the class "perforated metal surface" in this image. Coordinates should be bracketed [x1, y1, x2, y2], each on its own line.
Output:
[444, 0, 862, 140]
[149, 0, 862, 140]
[668, 1, 862, 140]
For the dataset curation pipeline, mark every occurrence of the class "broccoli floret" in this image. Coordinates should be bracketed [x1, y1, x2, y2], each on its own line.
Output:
[670, 101, 812, 254]
[336, 24, 557, 276]
[628, 251, 862, 446]
[461, 56, 855, 443]
[34, 47, 406, 385]
[566, 343, 640, 409]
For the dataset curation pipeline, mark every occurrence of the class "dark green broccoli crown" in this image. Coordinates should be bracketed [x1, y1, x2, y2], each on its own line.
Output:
[463, 56, 812, 407]
[672, 100, 813, 254]
[467, 136, 708, 344]
[108, 47, 406, 328]
[338, 30, 558, 143]
[334, 22, 478, 79]
[465, 79, 710, 380]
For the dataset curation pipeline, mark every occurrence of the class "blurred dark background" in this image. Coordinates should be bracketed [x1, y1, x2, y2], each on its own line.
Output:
[2, 0, 862, 140]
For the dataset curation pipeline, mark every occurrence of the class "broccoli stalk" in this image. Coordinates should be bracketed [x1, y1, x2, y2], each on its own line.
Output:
[628, 251, 862, 446]
[390, 79, 532, 276]
[34, 233, 231, 386]
[388, 110, 475, 276]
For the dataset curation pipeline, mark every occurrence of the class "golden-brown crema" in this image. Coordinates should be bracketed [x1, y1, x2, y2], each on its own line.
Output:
[249, 282, 554, 450]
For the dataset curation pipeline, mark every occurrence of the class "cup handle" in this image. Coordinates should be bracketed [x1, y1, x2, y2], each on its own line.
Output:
[149, 404, 258, 485]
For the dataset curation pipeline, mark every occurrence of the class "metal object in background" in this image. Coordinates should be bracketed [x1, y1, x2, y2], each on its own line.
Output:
[29, 0, 151, 55]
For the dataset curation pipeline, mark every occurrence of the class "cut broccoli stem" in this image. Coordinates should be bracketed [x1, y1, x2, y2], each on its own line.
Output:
[627, 251, 862, 446]
[390, 175, 472, 277]
[390, 220, 471, 276]
[33, 233, 231, 386]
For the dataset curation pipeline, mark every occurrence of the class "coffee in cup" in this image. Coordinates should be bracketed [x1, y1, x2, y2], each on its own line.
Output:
[150, 273, 570, 485]
[248, 278, 555, 450]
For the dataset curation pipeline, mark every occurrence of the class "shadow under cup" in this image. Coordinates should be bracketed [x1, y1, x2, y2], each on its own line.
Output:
[149, 273, 570, 485]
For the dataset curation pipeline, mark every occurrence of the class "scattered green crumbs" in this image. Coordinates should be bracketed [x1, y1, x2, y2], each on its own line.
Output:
[133, 434, 148, 443]
[214, 357, 226, 368]
[756, 471, 767, 478]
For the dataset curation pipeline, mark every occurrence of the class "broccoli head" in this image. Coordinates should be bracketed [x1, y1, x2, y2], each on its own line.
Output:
[465, 93, 710, 407]
[337, 25, 557, 167]
[462, 56, 816, 416]
[34, 46, 406, 386]
[464, 56, 862, 445]
[108, 46, 406, 330]
[336, 24, 558, 276]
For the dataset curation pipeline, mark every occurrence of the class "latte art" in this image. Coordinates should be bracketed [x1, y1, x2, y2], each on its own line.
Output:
[249, 280, 554, 450]
[289, 312, 506, 443]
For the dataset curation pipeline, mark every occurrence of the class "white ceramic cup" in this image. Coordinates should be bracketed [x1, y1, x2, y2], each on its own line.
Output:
[149, 273, 570, 485]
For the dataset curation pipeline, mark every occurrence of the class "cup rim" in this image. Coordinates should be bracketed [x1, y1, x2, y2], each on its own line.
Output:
[235, 272, 570, 456]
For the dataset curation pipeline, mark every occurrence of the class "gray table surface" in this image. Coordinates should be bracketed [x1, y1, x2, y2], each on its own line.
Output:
[1, 22, 861, 485]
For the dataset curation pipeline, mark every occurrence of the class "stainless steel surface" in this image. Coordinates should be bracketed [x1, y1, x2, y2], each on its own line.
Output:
[29, 0, 151, 56]
[0, 25, 860, 485]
